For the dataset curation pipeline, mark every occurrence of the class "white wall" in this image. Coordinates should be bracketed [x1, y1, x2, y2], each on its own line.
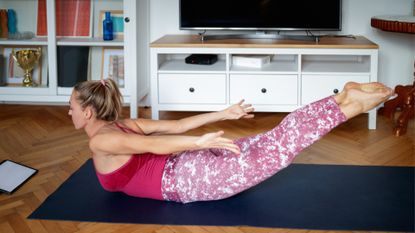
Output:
[150, 0, 415, 88]
[342, 0, 415, 88]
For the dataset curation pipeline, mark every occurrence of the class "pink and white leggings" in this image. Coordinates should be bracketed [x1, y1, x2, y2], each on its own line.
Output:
[161, 96, 347, 203]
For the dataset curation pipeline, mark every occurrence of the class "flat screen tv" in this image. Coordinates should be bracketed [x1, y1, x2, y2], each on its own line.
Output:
[180, 0, 342, 31]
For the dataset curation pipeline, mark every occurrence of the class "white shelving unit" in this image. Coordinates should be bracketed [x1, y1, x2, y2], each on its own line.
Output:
[0, 0, 150, 118]
[151, 35, 379, 129]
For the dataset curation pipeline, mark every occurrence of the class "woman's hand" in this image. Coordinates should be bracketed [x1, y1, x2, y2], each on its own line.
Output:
[222, 99, 254, 120]
[195, 131, 240, 154]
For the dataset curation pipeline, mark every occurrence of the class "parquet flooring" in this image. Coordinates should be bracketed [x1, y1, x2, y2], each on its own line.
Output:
[0, 104, 413, 233]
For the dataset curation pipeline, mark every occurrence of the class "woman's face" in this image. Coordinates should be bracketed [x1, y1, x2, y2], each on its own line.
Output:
[69, 91, 88, 130]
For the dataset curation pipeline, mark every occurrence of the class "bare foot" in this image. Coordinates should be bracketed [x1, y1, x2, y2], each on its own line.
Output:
[345, 81, 390, 93]
[335, 82, 394, 119]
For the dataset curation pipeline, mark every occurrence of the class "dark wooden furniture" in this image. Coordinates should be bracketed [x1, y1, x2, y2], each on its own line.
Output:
[371, 15, 415, 136]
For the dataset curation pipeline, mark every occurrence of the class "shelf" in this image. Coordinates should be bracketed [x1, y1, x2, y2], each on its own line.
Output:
[158, 59, 226, 73]
[0, 85, 50, 95]
[0, 0, 144, 119]
[302, 59, 371, 74]
[371, 15, 415, 34]
[57, 87, 73, 96]
[0, 38, 48, 46]
[58, 86, 129, 96]
[230, 60, 298, 74]
[57, 38, 124, 47]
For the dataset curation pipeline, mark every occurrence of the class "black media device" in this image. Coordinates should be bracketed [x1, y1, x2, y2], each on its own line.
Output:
[185, 54, 218, 65]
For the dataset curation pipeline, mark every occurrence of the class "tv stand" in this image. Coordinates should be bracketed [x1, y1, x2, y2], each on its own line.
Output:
[150, 35, 379, 129]
[198, 33, 320, 42]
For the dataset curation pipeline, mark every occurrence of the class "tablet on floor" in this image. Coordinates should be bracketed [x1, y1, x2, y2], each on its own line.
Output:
[0, 160, 38, 194]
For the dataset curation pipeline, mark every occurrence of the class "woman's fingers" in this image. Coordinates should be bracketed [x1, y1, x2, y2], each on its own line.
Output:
[215, 130, 224, 137]
[212, 137, 241, 154]
[236, 99, 245, 106]
[201, 131, 241, 154]
[242, 114, 255, 119]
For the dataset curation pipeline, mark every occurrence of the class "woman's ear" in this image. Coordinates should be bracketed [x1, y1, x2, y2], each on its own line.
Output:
[84, 107, 94, 120]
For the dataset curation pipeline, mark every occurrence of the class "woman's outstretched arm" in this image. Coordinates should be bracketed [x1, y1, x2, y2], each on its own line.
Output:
[130, 100, 254, 135]
[89, 130, 241, 156]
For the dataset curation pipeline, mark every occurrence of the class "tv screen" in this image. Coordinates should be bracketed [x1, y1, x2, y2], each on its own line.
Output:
[180, 0, 342, 31]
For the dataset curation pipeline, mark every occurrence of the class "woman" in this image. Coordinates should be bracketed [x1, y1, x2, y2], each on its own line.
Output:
[69, 79, 393, 203]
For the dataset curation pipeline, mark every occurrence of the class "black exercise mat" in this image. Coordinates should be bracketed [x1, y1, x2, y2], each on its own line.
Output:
[29, 159, 414, 232]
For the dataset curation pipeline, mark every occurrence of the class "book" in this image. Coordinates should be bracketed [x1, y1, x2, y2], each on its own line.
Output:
[37, 0, 91, 37]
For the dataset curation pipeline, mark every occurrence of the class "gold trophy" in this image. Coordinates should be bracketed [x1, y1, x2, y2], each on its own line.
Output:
[12, 48, 42, 87]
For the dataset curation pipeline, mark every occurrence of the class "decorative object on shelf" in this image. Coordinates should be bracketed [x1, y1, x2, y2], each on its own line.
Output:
[7, 9, 16, 34]
[8, 31, 35, 40]
[11, 48, 42, 87]
[101, 48, 124, 87]
[0, 9, 8, 38]
[4, 9, 34, 40]
[103, 12, 113, 41]
[1, 47, 43, 86]
[98, 10, 124, 39]
[37, 0, 92, 37]
[57, 46, 89, 87]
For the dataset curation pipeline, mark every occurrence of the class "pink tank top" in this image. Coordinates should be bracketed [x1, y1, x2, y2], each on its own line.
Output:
[94, 122, 170, 200]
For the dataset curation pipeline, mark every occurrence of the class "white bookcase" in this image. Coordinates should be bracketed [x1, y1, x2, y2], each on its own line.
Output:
[0, 0, 150, 118]
[150, 35, 379, 129]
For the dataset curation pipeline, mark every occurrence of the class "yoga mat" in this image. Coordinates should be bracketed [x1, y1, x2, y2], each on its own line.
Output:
[29, 159, 414, 232]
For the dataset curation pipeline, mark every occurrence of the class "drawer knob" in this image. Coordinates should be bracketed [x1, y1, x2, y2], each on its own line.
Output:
[124, 17, 130, 23]
[261, 88, 267, 93]
[189, 87, 195, 93]
[333, 88, 339, 94]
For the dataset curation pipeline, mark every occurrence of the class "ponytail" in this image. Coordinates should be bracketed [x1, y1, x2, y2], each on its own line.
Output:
[73, 79, 123, 121]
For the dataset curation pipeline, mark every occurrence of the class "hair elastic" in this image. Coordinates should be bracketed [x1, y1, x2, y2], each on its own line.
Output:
[100, 79, 106, 86]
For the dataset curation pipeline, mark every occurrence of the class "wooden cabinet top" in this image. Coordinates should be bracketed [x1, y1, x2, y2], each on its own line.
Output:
[150, 34, 379, 49]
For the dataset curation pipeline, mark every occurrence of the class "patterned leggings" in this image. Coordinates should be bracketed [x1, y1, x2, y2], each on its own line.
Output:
[161, 96, 347, 203]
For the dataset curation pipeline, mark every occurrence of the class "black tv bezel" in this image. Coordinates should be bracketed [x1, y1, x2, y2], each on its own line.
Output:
[179, 0, 342, 32]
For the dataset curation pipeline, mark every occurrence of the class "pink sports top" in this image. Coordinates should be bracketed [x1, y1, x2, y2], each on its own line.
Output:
[94, 122, 170, 200]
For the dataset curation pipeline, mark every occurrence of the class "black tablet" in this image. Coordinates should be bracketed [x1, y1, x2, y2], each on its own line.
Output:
[0, 160, 38, 194]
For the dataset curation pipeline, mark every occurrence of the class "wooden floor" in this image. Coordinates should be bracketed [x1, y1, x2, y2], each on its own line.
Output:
[0, 104, 413, 233]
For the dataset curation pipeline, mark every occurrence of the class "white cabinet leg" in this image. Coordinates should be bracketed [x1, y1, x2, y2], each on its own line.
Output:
[368, 109, 377, 129]
[152, 109, 159, 120]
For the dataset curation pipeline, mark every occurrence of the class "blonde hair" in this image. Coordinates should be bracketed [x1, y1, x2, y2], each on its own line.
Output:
[73, 79, 123, 121]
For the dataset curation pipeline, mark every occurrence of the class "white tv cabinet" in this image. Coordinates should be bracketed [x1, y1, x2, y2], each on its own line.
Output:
[150, 35, 379, 129]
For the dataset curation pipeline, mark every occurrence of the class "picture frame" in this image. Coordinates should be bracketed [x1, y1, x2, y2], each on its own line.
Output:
[97, 10, 124, 39]
[101, 47, 124, 87]
[1, 46, 44, 87]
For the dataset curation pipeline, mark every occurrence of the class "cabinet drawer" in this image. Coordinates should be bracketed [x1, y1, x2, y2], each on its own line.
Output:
[230, 74, 298, 105]
[301, 75, 370, 105]
[158, 74, 226, 104]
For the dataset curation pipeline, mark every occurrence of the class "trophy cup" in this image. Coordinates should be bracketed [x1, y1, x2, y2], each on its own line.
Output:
[12, 48, 42, 87]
